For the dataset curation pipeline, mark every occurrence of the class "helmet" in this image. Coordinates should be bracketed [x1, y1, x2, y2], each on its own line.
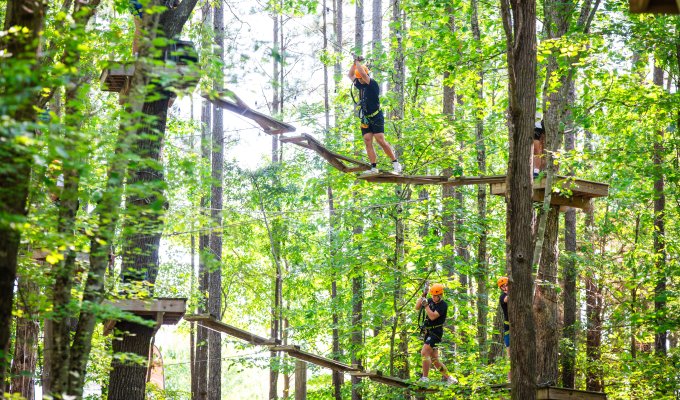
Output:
[497, 276, 509, 288]
[354, 65, 370, 79]
[429, 283, 444, 296]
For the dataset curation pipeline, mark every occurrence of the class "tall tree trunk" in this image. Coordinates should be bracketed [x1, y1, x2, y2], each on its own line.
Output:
[207, 3, 225, 399]
[10, 278, 39, 400]
[500, 0, 537, 397]
[533, 206, 560, 385]
[109, 3, 200, 397]
[652, 64, 666, 358]
[195, 97, 212, 400]
[0, 0, 47, 388]
[389, 0, 409, 380]
[323, 1, 343, 397]
[584, 130, 602, 392]
[471, 0, 489, 361]
[561, 84, 577, 389]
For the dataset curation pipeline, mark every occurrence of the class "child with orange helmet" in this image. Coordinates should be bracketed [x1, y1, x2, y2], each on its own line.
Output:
[415, 283, 456, 385]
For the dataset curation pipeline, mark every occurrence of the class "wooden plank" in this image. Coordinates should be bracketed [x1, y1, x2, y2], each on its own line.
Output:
[300, 134, 371, 169]
[446, 175, 507, 186]
[106, 298, 187, 315]
[534, 176, 609, 198]
[537, 386, 607, 400]
[271, 345, 360, 373]
[532, 190, 593, 211]
[358, 174, 449, 185]
[185, 314, 279, 346]
[204, 92, 296, 134]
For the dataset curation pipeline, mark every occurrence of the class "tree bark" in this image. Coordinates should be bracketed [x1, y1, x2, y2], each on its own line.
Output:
[471, 0, 489, 362]
[107, 320, 156, 400]
[207, 3, 225, 399]
[500, 0, 537, 397]
[10, 278, 39, 400]
[195, 96, 211, 400]
[533, 206, 560, 385]
[652, 64, 666, 358]
[0, 0, 47, 388]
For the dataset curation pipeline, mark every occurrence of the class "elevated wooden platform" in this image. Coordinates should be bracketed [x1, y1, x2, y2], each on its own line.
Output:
[103, 297, 187, 334]
[630, 0, 679, 13]
[100, 62, 199, 94]
[490, 175, 609, 211]
[185, 314, 279, 346]
[538, 386, 607, 399]
[492, 383, 606, 399]
[280, 134, 371, 173]
[205, 90, 296, 135]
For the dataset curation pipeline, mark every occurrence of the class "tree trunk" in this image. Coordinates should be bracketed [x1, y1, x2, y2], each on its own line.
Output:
[107, 320, 156, 400]
[471, 0, 489, 362]
[10, 279, 39, 400]
[195, 96, 211, 400]
[584, 129, 602, 392]
[0, 0, 47, 388]
[294, 360, 306, 400]
[652, 64, 666, 358]
[533, 206, 560, 385]
[207, 3, 225, 399]
[500, 0, 537, 397]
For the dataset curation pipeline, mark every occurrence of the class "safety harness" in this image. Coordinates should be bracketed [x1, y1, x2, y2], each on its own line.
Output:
[351, 79, 380, 127]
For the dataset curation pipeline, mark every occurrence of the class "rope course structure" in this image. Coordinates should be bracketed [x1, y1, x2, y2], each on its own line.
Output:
[185, 314, 437, 393]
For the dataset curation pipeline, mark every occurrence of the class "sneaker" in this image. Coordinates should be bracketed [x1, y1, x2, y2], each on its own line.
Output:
[444, 376, 458, 386]
[392, 161, 403, 174]
[361, 167, 379, 176]
[418, 376, 430, 383]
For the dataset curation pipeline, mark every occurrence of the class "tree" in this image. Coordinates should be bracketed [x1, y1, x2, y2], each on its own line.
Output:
[499, 0, 538, 398]
[0, 0, 47, 389]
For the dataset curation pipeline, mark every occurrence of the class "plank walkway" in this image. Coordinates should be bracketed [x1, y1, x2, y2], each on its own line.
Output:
[186, 314, 435, 393]
[205, 90, 296, 135]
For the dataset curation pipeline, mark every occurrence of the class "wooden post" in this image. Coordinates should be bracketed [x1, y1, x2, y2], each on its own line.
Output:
[294, 360, 307, 400]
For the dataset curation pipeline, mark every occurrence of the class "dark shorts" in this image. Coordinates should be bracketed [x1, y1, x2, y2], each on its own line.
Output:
[424, 331, 442, 348]
[534, 128, 545, 141]
[504, 332, 510, 347]
[361, 110, 385, 135]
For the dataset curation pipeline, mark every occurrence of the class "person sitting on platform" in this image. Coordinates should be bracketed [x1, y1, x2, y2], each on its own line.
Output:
[416, 283, 456, 385]
[347, 55, 402, 175]
[533, 120, 545, 178]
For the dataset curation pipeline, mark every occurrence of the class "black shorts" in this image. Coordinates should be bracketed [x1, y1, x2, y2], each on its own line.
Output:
[534, 128, 545, 140]
[423, 331, 442, 348]
[361, 110, 385, 135]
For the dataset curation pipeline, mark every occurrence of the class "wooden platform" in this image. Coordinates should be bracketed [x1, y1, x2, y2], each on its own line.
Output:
[537, 386, 607, 399]
[630, 0, 679, 13]
[205, 90, 296, 135]
[490, 175, 609, 210]
[184, 314, 279, 346]
[280, 134, 371, 173]
[100, 62, 199, 94]
[103, 297, 187, 334]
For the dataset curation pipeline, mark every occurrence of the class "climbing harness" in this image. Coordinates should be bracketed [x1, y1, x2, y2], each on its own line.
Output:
[350, 79, 380, 129]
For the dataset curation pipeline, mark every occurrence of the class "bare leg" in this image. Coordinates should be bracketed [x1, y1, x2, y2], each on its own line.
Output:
[506, 347, 511, 381]
[421, 344, 433, 377]
[533, 138, 544, 172]
[373, 133, 397, 160]
[431, 348, 451, 379]
[363, 133, 378, 164]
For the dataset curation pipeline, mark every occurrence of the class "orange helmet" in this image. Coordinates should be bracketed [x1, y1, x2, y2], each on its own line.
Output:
[497, 277, 509, 288]
[429, 283, 444, 296]
[354, 65, 370, 79]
